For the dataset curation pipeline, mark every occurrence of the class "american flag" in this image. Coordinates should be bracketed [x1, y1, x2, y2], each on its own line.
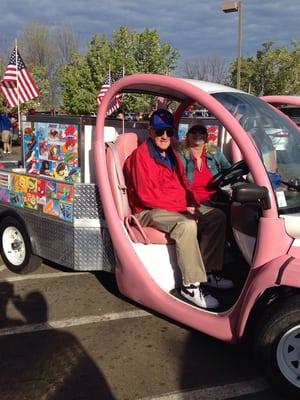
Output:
[97, 71, 123, 116]
[0, 49, 40, 108]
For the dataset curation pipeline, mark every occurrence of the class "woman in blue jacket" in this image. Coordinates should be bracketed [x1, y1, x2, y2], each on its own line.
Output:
[179, 124, 231, 206]
[179, 124, 234, 290]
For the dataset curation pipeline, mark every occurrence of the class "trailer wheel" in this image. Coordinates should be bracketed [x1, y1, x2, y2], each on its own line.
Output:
[0, 216, 42, 274]
[254, 295, 300, 399]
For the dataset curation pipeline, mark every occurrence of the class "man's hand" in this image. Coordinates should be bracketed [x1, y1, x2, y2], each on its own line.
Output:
[186, 206, 196, 214]
[186, 206, 200, 221]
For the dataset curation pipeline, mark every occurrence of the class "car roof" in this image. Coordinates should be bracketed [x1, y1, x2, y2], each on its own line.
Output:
[182, 78, 244, 94]
[118, 74, 246, 102]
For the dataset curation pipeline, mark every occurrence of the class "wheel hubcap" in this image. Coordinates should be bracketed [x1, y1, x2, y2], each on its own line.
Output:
[2, 226, 26, 266]
[277, 324, 300, 388]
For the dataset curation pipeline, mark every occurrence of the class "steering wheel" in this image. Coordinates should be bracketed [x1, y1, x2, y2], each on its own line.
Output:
[282, 178, 300, 191]
[216, 160, 250, 188]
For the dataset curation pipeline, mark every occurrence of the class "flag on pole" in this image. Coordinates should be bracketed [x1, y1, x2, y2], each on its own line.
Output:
[0, 49, 40, 108]
[97, 70, 123, 116]
[155, 96, 172, 110]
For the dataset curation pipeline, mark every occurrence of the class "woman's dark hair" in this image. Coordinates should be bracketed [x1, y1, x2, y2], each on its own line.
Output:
[188, 124, 208, 135]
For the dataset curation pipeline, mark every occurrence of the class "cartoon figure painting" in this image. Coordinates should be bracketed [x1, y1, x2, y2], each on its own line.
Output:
[59, 201, 73, 222]
[43, 198, 60, 217]
[54, 162, 68, 180]
[38, 140, 49, 159]
[39, 160, 51, 176]
[49, 144, 60, 161]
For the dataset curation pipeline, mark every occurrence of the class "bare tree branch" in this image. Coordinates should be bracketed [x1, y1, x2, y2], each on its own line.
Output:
[180, 54, 229, 84]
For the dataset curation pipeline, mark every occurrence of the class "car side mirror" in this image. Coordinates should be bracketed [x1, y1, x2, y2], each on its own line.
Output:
[232, 183, 271, 210]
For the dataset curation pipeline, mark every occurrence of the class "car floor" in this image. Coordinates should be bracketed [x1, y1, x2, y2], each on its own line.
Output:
[170, 248, 250, 312]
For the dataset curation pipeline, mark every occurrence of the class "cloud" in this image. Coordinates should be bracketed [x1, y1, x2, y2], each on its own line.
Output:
[1, 0, 300, 64]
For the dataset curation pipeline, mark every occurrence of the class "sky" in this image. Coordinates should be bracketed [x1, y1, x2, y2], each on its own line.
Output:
[1, 0, 300, 64]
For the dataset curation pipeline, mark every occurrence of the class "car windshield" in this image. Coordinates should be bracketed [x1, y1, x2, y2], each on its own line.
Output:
[212, 92, 300, 213]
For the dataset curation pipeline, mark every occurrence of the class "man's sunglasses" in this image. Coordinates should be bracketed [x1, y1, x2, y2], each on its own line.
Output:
[153, 128, 174, 137]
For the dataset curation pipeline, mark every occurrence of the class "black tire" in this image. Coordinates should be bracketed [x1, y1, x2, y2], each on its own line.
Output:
[254, 295, 300, 399]
[0, 216, 42, 274]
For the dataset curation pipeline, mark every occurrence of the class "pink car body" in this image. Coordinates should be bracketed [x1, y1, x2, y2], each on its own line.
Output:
[95, 74, 300, 396]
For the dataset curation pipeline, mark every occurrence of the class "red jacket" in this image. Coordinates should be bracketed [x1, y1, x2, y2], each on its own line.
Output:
[124, 139, 188, 214]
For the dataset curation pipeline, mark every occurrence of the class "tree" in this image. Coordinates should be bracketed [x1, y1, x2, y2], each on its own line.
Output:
[54, 24, 80, 65]
[229, 41, 300, 95]
[18, 22, 79, 109]
[180, 55, 229, 84]
[86, 34, 112, 91]
[20, 23, 53, 67]
[59, 51, 95, 114]
[59, 26, 179, 114]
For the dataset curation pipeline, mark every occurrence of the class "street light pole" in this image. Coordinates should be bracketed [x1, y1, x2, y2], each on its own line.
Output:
[222, 1, 243, 90]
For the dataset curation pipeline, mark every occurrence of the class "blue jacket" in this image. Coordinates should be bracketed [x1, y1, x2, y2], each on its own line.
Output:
[179, 146, 231, 184]
[0, 113, 12, 132]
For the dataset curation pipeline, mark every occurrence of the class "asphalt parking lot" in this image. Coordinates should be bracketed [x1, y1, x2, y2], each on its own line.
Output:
[0, 259, 286, 400]
[0, 142, 289, 400]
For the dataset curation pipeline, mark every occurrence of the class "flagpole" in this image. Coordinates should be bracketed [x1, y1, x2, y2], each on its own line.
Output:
[122, 65, 125, 134]
[15, 40, 21, 130]
[15, 39, 23, 166]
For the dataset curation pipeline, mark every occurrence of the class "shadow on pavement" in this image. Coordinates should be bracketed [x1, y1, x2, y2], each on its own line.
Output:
[0, 281, 115, 400]
[180, 329, 286, 400]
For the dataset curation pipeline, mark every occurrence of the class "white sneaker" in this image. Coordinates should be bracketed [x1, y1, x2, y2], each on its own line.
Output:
[205, 273, 234, 289]
[180, 284, 219, 309]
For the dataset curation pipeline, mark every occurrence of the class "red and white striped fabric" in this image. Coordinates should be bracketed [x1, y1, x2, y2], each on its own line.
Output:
[0, 49, 40, 108]
[97, 73, 122, 116]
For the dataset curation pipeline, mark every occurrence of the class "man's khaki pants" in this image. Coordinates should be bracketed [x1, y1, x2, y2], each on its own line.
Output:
[136, 204, 226, 285]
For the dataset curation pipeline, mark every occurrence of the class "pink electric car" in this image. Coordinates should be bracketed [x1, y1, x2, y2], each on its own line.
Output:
[95, 74, 300, 398]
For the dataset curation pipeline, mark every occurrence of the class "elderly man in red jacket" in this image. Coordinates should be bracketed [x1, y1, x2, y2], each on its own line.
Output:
[124, 109, 233, 309]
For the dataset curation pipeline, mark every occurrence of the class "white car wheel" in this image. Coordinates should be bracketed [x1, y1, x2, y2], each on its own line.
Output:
[254, 295, 300, 399]
[0, 216, 42, 274]
[277, 325, 300, 388]
[2, 226, 26, 266]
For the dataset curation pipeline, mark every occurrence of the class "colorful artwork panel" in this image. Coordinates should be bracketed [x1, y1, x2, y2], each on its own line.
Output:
[0, 188, 10, 202]
[0, 172, 10, 189]
[59, 201, 73, 222]
[45, 180, 58, 199]
[24, 192, 38, 210]
[11, 173, 27, 192]
[43, 198, 60, 217]
[65, 167, 81, 183]
[27, 177, 38, 194]
[30, 121, 81, 181]
[10, 191, 24, 207]
[57, 183, 74, 202]
[0, 171, 74, 222]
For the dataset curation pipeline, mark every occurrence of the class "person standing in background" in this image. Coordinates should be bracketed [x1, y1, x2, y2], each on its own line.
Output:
[0, 112, 13, 154]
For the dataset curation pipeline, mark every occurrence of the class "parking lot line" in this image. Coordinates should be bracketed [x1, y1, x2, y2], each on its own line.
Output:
[139, 378, 269, 400]
[0, 309, 151, 337]
[0, 271, 87, 283]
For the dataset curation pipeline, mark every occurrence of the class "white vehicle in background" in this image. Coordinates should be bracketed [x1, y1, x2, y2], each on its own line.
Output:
[192, 109, 210, 118]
